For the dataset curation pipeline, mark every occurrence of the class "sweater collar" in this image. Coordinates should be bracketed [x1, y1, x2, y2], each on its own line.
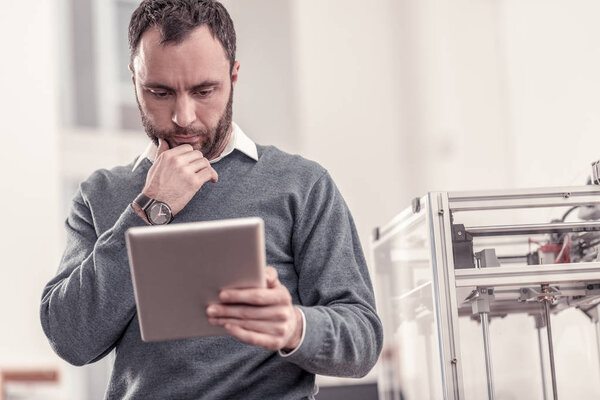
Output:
[132, 122, 258, 172]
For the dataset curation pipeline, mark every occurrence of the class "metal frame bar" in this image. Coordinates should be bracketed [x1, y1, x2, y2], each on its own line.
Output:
[596, 319, 600, 374]
[535, 315, 549, 400]
[457, 300, 543, 317]
[449, 185, 600, 201]
[448, 186, 600, 212]
[455, 263, 600, 288]
[428, 192, 465, 399]
[480, 312, 495, 400]
[542, 298, 559, 400]
[370, 198, 430, 400]
[466, 221, 600, 237]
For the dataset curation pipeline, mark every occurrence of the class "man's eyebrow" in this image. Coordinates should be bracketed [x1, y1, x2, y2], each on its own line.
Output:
[189, 81, 221, 90]
[142, 82, 173, 91]
[142, 81, 221, 91]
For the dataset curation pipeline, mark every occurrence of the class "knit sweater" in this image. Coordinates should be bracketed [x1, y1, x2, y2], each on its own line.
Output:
[40, 145, 383, 400]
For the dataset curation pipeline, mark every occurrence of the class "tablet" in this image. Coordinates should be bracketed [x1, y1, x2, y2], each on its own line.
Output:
[125, 217, 266, 342]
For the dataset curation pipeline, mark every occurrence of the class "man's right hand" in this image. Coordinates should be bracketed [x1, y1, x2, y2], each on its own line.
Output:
[140, 138, 218, 215]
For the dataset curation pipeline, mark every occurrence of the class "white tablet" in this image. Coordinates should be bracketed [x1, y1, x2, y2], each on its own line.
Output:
[125, 217, 266, 342]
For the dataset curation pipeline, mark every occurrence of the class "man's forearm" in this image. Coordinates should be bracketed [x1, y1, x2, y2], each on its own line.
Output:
[131, 201, 150, 224]
[281, 304, 383, 378]
[40, 199, 143, 366]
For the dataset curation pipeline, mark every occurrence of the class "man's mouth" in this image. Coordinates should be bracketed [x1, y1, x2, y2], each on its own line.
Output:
[172, 135, 201, 144]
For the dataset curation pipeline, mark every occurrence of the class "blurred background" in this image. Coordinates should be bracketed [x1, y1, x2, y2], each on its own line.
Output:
[2, 0, 600, 398]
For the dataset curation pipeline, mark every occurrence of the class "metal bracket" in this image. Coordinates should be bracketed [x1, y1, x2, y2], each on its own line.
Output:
[412, 197, 421, 214]
[372, 227, 380, 241]
[452, 224, 475, 269]
[518, 286, 561, 303]
[475, 248, 501, 268]
[465, 287, 495, 315]
[532, 312, 547, 329]
[592, 160, 600, 184]
[586, 283, 600, 296]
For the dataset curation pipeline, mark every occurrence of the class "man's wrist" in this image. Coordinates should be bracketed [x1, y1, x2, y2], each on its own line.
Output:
[281, 307, 305, 354]
[131, 202, 150, 224]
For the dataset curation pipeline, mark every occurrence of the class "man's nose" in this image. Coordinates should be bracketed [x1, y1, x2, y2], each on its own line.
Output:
[172, 95, 196, 127]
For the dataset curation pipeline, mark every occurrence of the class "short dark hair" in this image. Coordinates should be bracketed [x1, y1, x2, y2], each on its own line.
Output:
[128, 0, 236, 70]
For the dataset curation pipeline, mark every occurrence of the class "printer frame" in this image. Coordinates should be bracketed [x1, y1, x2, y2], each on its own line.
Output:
[371, 186, 600, 400]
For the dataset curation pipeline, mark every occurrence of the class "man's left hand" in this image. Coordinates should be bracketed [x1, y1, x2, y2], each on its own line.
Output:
[206, 266, 303, 352]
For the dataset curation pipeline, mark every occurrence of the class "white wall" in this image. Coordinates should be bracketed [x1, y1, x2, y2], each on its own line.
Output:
[287, 0, 518, 243]
[387, 0, 514, 197]
[504, 0, 600, 188]
[0, 0, 62, 370]
[224, 0, 302, 154]
[291, 0, 407, 258]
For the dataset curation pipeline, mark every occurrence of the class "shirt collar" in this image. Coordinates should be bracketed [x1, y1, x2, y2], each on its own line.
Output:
[132, 122, 258, 172]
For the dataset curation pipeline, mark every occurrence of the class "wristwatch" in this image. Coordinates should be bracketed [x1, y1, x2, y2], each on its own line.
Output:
[133, 193, 174, 225]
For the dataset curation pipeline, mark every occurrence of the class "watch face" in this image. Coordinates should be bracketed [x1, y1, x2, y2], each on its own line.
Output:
[148, 202, 172, 225]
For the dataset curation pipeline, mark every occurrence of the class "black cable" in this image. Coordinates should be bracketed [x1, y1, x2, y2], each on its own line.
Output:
[561, 206, 579, 222]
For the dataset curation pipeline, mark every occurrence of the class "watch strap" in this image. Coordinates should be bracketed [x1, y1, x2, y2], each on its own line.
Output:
[133, 192, 154, 211]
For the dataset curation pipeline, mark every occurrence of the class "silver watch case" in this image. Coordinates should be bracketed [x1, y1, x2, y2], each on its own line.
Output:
[133, 193, 174, 225]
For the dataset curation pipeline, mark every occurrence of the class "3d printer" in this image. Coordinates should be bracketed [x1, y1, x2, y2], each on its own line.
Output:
[371, 166, 600, 400]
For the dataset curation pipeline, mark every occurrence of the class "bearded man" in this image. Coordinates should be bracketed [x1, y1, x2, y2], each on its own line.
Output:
[40, 1, 383, 398]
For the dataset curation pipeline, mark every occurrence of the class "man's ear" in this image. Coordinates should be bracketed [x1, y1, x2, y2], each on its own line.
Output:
[129, 64, 136, 85]
[231, 61, 240, 88]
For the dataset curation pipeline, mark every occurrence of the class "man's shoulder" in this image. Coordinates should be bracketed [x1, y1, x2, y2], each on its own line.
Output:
[79, 157, 143, 197]
[256, 145, 327, 183]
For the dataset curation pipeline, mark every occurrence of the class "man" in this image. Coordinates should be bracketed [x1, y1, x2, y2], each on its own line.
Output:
[40, 1, 383, 398]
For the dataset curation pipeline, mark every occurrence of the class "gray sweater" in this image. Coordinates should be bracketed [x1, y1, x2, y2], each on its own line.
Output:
[40, 145, 383, 400]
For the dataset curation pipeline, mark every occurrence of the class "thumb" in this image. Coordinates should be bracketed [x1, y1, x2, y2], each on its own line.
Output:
[156, 137, 170, 158]
[210, 168, 219, 183]
[265, 266, 278, 288]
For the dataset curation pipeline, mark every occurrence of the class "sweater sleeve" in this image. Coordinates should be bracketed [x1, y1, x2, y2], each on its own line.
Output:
[283, 171, 383, 377]
[40, 188, 146, 366]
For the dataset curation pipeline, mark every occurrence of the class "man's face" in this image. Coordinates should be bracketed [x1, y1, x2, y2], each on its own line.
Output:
[131, 25, 239, 160]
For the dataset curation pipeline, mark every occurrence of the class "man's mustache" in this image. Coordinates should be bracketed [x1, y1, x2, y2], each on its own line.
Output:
[156, 126, 209, 138]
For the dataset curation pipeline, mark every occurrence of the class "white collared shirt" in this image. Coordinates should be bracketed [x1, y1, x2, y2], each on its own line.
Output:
[132, 122, 258, 172]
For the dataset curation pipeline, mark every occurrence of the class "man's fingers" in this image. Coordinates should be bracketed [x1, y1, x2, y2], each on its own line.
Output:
[194, 166, 218, 184]
[208, 317, 287, 337]
[155, 142, 197, 162]
[156, 137, 170, 157]
[188, 157, 211, 173]
[219, 287, 289, 306]
[174, 150, 205, 167]
[222, 323, 286, 351]
[207, 304, 288, 321]
[164, 143, 196, 157]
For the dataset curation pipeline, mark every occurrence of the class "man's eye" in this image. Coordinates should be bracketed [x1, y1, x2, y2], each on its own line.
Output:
[194, 89, 213, 97]
[150, 90, 170, 98]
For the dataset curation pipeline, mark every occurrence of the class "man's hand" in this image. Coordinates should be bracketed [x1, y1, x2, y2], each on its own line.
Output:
[207, 267, 303, 352]
[142, 138, 218, 215]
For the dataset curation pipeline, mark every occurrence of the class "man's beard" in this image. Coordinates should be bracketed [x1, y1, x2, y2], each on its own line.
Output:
[136, 87, 233, 160]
